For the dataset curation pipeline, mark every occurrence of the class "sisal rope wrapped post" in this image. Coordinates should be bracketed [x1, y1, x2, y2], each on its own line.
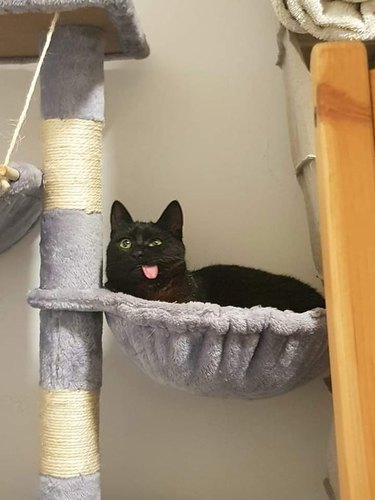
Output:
[39, 26, 104, 499]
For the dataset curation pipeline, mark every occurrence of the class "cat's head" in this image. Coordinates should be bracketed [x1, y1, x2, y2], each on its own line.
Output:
[106, 200, 186, 295]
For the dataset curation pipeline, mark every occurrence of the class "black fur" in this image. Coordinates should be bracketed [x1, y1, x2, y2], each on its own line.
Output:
[105, 201, 325, 312]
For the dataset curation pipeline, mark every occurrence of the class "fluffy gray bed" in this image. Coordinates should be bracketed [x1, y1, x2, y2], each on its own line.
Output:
[29, 287, 329, 399]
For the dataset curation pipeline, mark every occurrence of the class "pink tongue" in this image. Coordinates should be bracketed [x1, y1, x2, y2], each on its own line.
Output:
[142, 265, 159, 280]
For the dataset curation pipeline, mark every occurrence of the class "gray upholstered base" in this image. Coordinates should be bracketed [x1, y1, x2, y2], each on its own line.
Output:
[40, 473, 100, 500]
[0, 162, 42, 254]
[40, 211, 103, 290]
[29, 288, 329, 399]
[40, 26, 105, 120]
[40, 310, 103, 390]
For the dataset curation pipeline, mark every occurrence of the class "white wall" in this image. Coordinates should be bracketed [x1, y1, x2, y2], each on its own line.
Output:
[0, 1, 332, 499]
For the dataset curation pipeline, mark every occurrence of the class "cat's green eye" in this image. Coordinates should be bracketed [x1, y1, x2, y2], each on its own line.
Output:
[148, 239, 162, 247]
[119, 238, 132, 250]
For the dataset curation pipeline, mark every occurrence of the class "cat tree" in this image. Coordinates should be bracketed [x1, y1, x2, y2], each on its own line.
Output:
[0, 2, 329, 498]
[0, 2, 149, 498]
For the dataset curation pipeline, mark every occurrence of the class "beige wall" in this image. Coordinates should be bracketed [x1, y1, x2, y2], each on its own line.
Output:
[0, 1, 332, 499]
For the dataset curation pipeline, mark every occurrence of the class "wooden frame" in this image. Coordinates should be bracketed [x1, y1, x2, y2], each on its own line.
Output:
[312, 41, 375, 500]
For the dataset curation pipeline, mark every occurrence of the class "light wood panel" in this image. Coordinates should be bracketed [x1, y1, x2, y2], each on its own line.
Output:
[369, 70, 375, 132]
[312, 41, 375, 500]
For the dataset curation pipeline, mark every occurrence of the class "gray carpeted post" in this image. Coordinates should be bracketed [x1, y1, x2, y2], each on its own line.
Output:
[39, 26, 104, 499]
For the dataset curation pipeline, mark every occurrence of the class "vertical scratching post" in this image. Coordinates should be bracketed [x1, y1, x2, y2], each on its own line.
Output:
[39, 26, 104, 499]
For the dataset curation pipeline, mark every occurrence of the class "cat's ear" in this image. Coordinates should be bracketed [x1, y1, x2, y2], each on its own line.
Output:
[157, 200, 183, 240]
[111, 201, 133, 232]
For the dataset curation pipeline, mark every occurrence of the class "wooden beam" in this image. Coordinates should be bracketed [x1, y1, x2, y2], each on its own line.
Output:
[369, 70, 375, 132]
[311, 41, 375, 500]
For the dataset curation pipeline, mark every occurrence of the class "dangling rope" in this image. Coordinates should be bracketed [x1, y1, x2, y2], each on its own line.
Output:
[0, 12, 59, 193]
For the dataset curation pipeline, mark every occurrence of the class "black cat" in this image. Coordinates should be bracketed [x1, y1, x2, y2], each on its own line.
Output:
[105, 200, 325, 312]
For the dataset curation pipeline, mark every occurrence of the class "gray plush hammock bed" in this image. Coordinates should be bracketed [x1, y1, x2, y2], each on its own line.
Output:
[28, 287, 328, 399]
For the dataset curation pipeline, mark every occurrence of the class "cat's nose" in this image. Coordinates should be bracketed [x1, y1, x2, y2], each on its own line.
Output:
[133, 249, 144, 259]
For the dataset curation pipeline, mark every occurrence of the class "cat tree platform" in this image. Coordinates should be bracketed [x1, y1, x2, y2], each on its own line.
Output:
[29, 288, 329, 399]
[0, 0, 149, 61]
